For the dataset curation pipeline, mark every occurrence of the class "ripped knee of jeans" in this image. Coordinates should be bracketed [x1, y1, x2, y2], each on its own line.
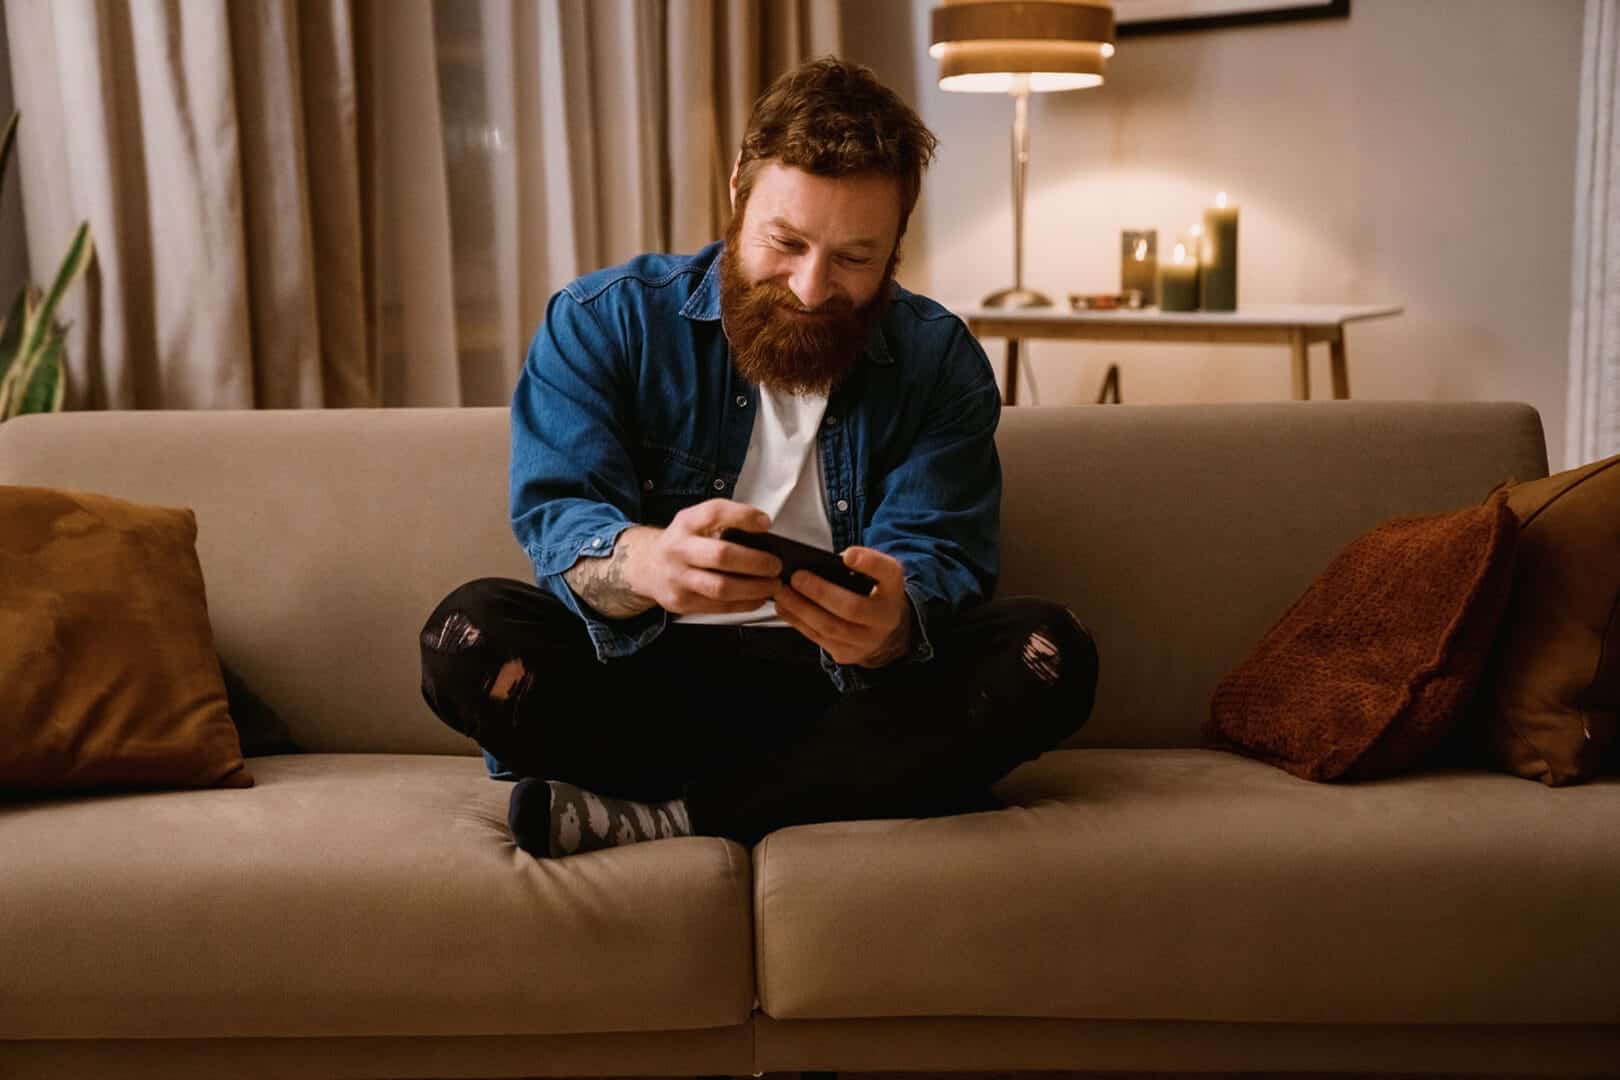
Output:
[486, 657, 535, 703]
[1021, 630, 1062, 686]
[422, 610, 482, 653]
[421, 610, 536, 707]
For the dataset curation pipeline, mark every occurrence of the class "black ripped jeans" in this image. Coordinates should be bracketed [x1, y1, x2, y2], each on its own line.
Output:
[419, 578, 1098, 846]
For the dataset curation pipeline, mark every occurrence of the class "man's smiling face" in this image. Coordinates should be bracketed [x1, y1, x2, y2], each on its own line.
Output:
[719, 162, 902, 396]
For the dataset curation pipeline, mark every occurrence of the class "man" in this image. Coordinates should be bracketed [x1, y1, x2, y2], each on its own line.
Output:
[419, 57, 1097, 858]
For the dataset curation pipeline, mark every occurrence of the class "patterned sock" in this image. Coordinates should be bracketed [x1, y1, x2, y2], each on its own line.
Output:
[508, 777, 693, 858]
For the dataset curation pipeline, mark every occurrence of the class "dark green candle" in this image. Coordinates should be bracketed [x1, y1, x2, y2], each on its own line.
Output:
[1199, 192, 1239, 311]
[1121, 230, 1158, 305]
[1158, 239, 1199, 311]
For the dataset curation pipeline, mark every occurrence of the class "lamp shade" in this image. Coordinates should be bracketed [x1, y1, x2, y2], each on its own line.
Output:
[930, 0, 1115, 92]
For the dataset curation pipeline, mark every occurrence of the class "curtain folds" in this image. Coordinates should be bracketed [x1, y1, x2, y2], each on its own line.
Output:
[4, 0, 375, 410]
[0, 12, 29, 307]
[1567, 0, 1620, 467]
[437, 0, 840, 405]
[1, 0, 839, 411]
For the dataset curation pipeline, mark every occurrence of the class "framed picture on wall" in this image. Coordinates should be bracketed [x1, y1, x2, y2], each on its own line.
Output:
[1115, 0, 1350, 37]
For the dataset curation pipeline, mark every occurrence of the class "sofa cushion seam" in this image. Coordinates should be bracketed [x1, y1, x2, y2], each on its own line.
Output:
[753, 833, 770, 1022]
[721, 837, 757, 1029]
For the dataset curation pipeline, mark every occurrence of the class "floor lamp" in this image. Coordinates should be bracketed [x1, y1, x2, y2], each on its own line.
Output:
[930, 1, 1116, 309]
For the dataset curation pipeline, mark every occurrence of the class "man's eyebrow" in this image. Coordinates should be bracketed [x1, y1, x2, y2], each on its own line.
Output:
[765, 217, 881, 251]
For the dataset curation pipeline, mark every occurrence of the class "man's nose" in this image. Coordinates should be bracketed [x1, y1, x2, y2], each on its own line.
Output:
[788, 255, 834, 311]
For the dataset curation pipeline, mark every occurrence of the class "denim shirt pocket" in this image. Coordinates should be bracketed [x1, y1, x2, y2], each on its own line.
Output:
[635, 444, 715, 527]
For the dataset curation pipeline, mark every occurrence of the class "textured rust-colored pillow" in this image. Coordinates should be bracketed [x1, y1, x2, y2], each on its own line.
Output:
[0, 485, 251, 792]
[1482, 454, 1620, 785]
[1207, 497, 1518, 782]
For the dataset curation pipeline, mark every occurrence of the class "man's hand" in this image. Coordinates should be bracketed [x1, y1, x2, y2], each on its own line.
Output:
[772, 546, 914, 668]
[564, 499, 783, 618]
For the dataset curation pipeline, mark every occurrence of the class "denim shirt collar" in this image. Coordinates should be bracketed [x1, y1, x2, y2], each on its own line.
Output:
[679, 245, 894, 367]
[678, 254, 724, 321]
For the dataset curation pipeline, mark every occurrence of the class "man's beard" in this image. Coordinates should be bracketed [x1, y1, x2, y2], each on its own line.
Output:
[719, 222, 894, 397]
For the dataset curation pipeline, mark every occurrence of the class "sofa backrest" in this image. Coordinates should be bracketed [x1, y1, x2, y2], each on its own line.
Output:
[0, 401, 1547, 754]
[0, 408, 517, 756]
[997, 401, 1547, 748]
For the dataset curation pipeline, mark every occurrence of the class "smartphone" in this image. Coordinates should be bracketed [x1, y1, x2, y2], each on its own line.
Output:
[719, 528, 878, 596]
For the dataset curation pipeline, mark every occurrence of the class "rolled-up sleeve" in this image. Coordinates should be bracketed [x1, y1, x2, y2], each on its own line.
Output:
[509, 289, 668, 659]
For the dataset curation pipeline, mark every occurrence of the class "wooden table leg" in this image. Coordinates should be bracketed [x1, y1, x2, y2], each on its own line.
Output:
[1289, 330, 1310, 400]
[1096, 363, 1121, 404]
[1004, 338, 1021, 406]
[1329, 331, 1350, 399]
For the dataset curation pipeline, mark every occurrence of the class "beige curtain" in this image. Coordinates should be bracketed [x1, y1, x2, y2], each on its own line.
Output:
[1567, 0, 1619, 467]
[2, 0, 839, 411]
[431, 0, 841, 405]
[3, 0, 373, 410]
[0, 12, 27, 308]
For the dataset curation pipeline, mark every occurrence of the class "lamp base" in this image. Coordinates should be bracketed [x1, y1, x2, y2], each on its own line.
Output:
[981, 286, 1053, 309]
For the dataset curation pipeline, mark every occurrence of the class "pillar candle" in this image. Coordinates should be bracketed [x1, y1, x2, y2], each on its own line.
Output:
[1158, 240, 1199, 311]
[1120, 230, 1158, 305]
[1199, 191, 1239, 311]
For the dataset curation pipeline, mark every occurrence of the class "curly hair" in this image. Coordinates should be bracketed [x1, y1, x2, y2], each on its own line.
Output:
[734, 56, 939, 240]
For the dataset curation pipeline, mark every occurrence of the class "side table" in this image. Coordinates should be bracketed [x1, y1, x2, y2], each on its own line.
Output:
[957, 303, 1405, 405]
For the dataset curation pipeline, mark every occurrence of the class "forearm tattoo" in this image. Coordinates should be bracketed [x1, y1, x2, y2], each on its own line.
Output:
[563, 544, 654, 619]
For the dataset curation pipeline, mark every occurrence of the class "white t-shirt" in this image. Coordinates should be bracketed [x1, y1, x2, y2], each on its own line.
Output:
[677, 384, 833, 627]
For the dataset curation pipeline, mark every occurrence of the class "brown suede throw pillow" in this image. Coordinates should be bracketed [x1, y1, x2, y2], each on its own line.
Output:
[1482, 454, 1620, 785]
[0, 485, 251, 792]
[1207, 497, 1518, 782]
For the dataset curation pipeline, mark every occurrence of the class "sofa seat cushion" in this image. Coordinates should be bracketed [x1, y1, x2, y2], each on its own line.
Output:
[0, 754, 754, 1040]
[753, 748, 1620, 1026]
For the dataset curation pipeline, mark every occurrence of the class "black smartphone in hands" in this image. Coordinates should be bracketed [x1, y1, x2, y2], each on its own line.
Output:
[719, 528, 878, 596]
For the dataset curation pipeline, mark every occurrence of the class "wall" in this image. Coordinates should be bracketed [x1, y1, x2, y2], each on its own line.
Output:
[842, 0, 1585, 465]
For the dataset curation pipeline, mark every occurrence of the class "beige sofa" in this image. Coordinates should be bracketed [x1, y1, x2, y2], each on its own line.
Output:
[2, 401, 1617, 1080]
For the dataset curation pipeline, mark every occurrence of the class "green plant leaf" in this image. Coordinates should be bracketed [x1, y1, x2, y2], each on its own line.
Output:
[2, 287, 44, 415]
[0, 291, 40, 420]
[0, 336, 39, 419]
[0, 113, 90, 423]
[17, 329, 65, 415]
[0, 111, 17, 201]
[0, 287, 24, 389]
[22, 222, 93, 360]
[0, 353, 18, 419]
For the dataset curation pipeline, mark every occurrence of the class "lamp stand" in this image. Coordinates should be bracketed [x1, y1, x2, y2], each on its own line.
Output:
[982, 83, 1051, 309]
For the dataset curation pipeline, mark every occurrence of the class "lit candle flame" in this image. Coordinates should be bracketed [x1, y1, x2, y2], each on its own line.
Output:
[1134, 238, 1148, 261]
[1216, 191, 1228, 209]
[1173, 242, 1187, 263]
[1189, 222, 1204, 236]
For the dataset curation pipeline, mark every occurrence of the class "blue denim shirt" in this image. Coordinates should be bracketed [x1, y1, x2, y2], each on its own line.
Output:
[508, 240, 1001, 695]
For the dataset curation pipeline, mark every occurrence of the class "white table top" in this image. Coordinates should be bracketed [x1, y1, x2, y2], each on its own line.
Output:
[954, 302, 1404, 328]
